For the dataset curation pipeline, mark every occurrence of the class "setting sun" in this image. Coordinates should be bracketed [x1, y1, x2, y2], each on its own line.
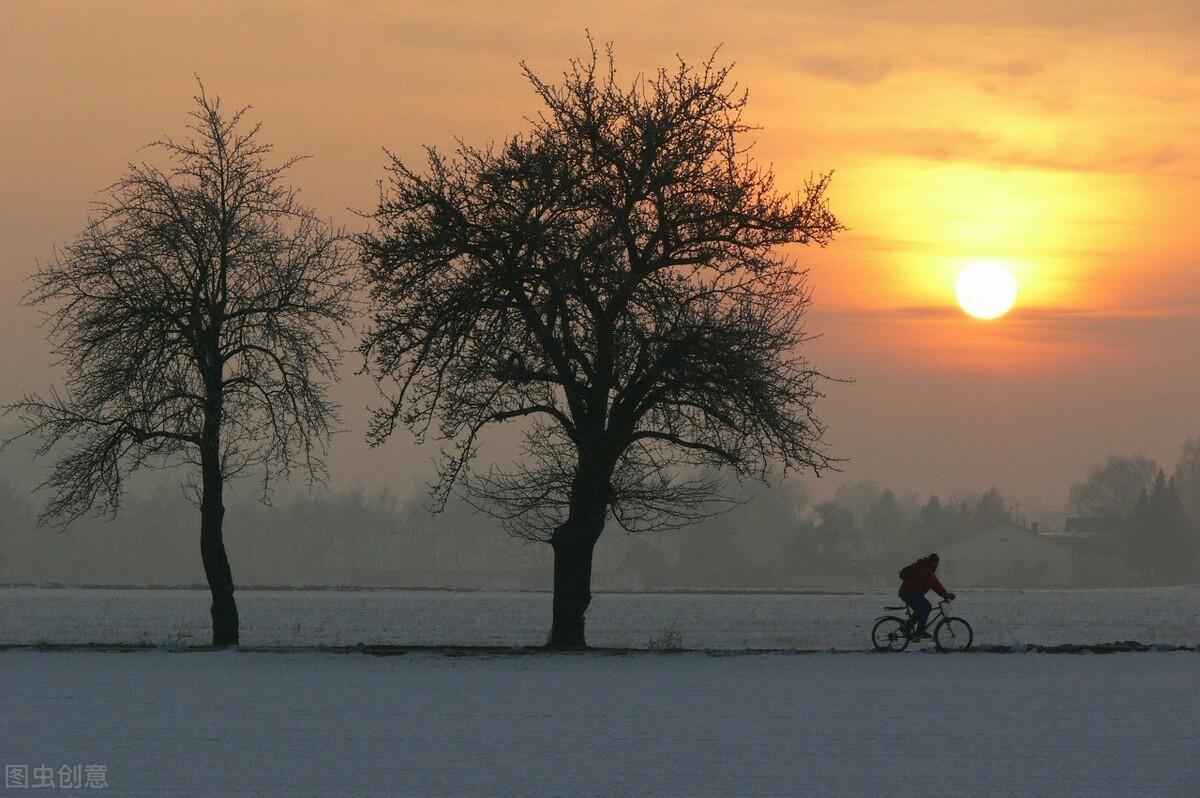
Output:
[956, 261, 1018, 320]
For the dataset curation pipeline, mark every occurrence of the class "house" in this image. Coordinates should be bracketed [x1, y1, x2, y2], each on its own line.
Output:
[1039, 517, 1132, 586]
[938, 522, 1074, 588]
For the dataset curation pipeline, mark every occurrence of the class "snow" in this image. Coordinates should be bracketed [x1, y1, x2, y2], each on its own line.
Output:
[1, 585, 1197, 649]
[0, 588, 1195, 792]
[1, 649, 1196, 797]
[2, 588, 1197, 795]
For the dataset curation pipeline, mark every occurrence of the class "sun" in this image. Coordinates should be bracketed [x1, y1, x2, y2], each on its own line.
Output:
[955, 260, 1018, 320]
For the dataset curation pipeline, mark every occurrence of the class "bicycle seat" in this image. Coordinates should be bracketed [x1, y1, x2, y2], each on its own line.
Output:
[884, 605, 908, 611]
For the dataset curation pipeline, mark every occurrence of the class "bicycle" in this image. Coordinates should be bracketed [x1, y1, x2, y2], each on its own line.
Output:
[871, 598, 973, 652]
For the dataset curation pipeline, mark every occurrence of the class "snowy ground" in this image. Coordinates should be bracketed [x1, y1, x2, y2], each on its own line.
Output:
[2, 589, 1197, 796]
[1, 585, 1197, 649]
[1, 649, 1196, 797]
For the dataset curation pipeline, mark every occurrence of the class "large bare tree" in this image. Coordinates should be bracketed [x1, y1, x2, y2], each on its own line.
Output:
[361, 46, 841, 647]
[5, 88, 355, 645]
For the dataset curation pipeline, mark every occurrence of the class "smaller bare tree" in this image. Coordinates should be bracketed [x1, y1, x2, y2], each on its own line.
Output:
[4, 87, 356, 645]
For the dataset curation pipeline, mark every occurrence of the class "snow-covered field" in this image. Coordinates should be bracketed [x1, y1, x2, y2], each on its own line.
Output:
[2, 648, 1196, 797]
[1, 585, 1197, 649]
[2, 588, 1197, 796]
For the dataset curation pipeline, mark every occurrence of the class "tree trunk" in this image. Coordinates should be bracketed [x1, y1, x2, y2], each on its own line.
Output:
[547, 455, 608, 649]
[199, 430, 238, 646]
[548, 531, 598, 649]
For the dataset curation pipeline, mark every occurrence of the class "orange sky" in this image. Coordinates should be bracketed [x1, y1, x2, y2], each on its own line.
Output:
[2, 1, 1198, 514]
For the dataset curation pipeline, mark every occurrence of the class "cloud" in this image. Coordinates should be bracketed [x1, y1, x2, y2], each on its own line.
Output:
[865, 126, 1198, 178]
[992, 59, 1045, 78]
[829, 305, 959, 321]
[1006, 305, 1200, 336]
[792, 54, 902, 86]
[753, 0, 1200, 35]
[789, 49, 1047, 87]
[823, 304, 1200, 348]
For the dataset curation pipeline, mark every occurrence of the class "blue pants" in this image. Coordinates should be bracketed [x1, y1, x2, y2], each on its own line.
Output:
[899, 590, 931, 630]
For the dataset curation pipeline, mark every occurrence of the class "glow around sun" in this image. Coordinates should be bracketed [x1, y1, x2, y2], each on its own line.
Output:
[955, 261, 1018, 320]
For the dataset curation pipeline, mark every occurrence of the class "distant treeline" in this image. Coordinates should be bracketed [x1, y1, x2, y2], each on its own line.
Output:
[0, 473, 993, 590]
[3, 434, 1197, 590]
[1059, 437, 1200, 585]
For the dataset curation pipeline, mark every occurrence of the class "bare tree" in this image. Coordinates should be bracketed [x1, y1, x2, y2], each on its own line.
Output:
[1067, 455, 1159, 518]
[1131, 470, 1194, 583]
[4, 87, 356, 645]
[1173, 436, 1200, 527]
[361, 45, 841, 647]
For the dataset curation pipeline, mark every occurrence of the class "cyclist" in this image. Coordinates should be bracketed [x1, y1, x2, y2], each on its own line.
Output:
[898, 553, 955, 639]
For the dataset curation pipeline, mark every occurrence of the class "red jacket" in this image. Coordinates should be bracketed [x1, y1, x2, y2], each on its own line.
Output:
[900, 561, 949, 599]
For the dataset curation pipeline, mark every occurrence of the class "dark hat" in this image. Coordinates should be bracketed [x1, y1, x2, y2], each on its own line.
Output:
[927, 553, 940, 563]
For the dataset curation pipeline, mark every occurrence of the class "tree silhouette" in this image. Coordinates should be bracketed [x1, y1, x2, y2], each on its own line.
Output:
[361, 45, 840, 647]
[4, 88, 355, 645]
[1173, 437, 1200, 527]
[861, 488, 905, 559]
[1067, 455, 1158, 518]
[1132, 470, 1193, 583]
[971, 487, 1012, 532]
[907, 495, 956, 552]
[801, 502, 860, 567]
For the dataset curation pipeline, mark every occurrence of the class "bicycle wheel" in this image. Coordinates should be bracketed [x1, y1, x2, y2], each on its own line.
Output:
[934, 617, 973, 652]
[872, 616, 910, 652]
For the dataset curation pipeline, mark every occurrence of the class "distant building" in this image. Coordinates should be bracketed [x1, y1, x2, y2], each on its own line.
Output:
[1061, 517, 1127, 539]
[1041, 516, 1131, 586]
[938, 522, 1074, 587]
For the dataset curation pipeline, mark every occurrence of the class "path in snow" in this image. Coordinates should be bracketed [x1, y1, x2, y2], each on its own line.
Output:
[2, 585, 1197, 649]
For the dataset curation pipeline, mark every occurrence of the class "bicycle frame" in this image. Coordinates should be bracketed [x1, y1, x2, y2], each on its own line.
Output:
[876, 599, 952, 634]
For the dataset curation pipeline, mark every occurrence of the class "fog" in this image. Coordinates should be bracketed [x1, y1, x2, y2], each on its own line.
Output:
[4, 427, 1196, 592]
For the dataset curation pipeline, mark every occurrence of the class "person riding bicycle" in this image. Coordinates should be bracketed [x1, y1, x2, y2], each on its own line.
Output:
[898, 553, 956, 639]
